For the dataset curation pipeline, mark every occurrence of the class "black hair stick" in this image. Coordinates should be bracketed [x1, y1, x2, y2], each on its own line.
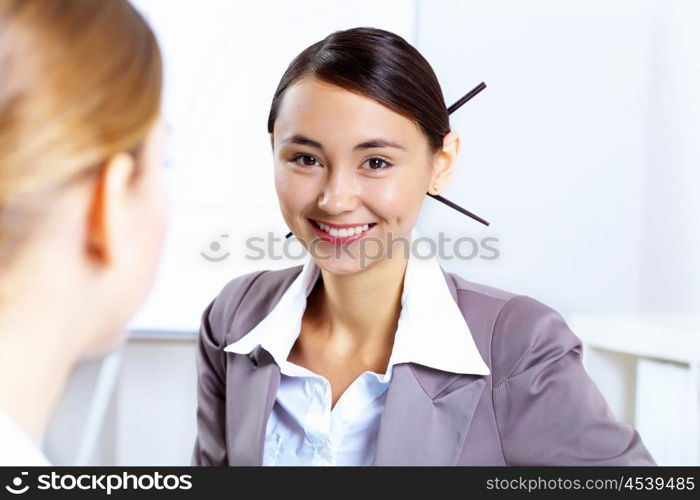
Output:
[426, 81, 489, 226]
[285, 81, 489, 238]
[448, 81, 486, 114]
[426, 193, 489, 226]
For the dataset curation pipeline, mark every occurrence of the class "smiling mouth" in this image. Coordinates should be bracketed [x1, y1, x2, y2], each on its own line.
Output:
[307, 218, 377, 241]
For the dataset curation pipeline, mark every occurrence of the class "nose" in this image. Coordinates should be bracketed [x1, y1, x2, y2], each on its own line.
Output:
[317, 168, 360, 215]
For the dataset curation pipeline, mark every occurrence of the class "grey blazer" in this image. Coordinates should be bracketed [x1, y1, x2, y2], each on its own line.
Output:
[192, 265, 656, 466]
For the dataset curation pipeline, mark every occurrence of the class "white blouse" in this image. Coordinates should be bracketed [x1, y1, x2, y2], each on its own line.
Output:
[225, 229, 490, 466]
[0, 410, 50, 466]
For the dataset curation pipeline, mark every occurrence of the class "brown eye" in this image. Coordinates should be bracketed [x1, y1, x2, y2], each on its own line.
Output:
[292, 154, 319, 167]
[362, 157, 392, 170]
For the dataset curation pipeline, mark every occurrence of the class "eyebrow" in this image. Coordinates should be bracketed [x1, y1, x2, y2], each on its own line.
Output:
[281, 134, 406, 151]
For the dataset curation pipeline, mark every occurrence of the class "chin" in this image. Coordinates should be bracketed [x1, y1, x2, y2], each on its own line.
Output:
[313, 254, 381, 275]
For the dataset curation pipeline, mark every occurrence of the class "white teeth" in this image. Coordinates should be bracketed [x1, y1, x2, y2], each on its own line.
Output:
[313, 220, 373, 238]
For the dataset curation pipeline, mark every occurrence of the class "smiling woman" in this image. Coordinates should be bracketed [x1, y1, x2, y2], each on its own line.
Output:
[192, 27, 656, 466]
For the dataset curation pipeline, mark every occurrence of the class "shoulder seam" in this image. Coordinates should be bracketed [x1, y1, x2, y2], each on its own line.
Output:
[492, 295, 542, 389]
[224, 270, 269, 341]
[489, 295, 522, 467]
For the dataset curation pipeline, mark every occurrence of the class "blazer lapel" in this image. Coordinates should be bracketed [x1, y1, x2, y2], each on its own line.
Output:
[373, 269, 487, 465]
[372, 362, 486, 465]
[225, 346, 280, 466]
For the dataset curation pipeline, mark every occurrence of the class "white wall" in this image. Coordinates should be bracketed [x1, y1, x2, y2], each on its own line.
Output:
[639, 0, 700, 313]
[415, 0, 652, 316]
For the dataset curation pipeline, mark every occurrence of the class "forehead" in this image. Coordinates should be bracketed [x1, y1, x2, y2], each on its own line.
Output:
[273, 76, 424, 148]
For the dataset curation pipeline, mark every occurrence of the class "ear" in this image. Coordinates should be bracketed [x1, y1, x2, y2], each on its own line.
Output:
[428, 130, 460, 195]
[269, 133, 275, 151]
[85, 152, 137, 265]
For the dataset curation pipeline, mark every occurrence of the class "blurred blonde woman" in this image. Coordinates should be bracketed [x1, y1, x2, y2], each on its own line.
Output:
[0, 0, 166, 465]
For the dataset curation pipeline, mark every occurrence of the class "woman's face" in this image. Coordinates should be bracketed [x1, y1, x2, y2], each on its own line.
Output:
[272, 77, 435, 275]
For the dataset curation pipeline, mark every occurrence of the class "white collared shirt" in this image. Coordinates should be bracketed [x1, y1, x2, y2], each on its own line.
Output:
[225, 229, 490, 466]
[0, 410, 50, 466]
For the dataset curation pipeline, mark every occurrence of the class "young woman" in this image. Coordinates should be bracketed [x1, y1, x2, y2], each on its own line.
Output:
[0, 0, 165, 465]
[192, 27, 655, 466]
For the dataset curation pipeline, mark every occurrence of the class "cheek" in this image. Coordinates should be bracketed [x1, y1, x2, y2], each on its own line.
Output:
[145, 169, 167, 237]
[131, 170, 167, 273]
[149, 201, 167, 263]
[275, 169, 318, 215]
[81, 327, 129, 360]
[364, 174, 426, 223]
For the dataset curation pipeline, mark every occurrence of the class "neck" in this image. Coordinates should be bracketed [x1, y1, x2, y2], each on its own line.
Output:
[314, 253, 408, 353]
[0, 292, 83, 444]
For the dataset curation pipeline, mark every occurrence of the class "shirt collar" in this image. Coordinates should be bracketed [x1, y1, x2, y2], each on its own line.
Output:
[224, 228, 490, 379]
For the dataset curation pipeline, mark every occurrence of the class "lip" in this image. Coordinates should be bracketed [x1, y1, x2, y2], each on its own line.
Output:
[307, 218, 377, 245]
[309, 218, 376, 229]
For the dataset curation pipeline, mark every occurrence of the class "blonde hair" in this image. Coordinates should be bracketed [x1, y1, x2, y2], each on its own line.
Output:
[0, 0, 162, 261]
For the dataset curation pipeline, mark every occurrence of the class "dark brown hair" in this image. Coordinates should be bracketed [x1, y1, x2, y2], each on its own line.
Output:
[267, 27, 450, 152]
